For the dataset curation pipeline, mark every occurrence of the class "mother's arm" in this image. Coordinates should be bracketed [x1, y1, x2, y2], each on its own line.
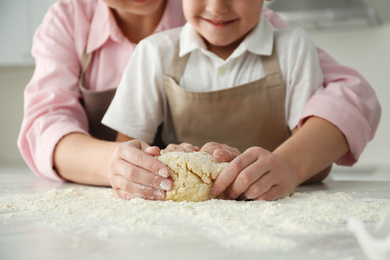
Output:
[263, 7, 381, 167]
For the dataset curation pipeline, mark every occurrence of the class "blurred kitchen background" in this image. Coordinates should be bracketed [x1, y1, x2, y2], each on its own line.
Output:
[0, 0, 389, 180]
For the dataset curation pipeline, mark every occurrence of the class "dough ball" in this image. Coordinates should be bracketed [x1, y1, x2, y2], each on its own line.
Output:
[157, 151, 227, 202]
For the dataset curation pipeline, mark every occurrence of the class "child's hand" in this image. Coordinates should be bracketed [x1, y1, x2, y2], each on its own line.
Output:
[200, 142, 241, 163]
[164, 142, 200, 153]
[211, 147, 299, 201]
[109, 140, 173, 200]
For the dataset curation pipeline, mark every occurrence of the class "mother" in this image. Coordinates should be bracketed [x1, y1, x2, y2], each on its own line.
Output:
[18, 0, 380, 196]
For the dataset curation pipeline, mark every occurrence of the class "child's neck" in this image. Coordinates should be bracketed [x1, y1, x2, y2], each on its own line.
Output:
[205, 38, 243, 60]
[207, 45, 236, 60]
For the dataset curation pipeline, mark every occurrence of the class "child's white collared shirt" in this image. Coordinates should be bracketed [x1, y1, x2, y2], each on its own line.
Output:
[103, 15, 323, 144]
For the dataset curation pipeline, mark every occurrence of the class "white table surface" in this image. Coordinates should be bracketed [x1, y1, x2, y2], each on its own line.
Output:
[1, 167, 389, 260]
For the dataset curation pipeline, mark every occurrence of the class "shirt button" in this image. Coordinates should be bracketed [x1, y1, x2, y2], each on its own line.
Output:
[218, 67, 225, 75]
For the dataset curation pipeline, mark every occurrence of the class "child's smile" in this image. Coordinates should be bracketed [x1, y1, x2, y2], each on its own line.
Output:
[204, 18, 237, 28]
[183, 0, 267, 58]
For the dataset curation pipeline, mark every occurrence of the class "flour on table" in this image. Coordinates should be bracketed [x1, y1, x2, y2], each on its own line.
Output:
[1, 187, 390, 251]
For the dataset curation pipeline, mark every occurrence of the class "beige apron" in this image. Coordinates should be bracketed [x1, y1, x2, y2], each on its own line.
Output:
[79, 50, 117, 141]
[162, 43, 289, 152]
[79, 50, 166, 146]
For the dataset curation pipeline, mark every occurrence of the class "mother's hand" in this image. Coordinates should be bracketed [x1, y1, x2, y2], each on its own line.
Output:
[109, 140, 173, 200]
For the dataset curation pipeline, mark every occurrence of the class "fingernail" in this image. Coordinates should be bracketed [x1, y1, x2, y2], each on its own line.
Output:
[160, 180, 172, 191]
[224, 148, 234, 154]
[154, 189, 165, 199]
[145, 147, 154, 152]
[158, 168, 169, 178]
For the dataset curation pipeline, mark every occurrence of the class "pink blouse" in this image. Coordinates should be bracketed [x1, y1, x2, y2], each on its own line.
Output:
[18, 0, 381, 181]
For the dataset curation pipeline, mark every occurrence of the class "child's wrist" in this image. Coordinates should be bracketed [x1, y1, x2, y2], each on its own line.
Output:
[272, 150, 304, 187]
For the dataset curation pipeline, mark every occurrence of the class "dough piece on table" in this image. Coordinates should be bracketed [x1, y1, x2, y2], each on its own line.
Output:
[157, 151, 227, 202]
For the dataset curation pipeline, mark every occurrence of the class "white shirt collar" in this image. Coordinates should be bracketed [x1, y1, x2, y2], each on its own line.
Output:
[179, 14, 275, 58]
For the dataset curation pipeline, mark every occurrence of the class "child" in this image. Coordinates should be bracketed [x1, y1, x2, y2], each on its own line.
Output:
[103, 0, 348, 201]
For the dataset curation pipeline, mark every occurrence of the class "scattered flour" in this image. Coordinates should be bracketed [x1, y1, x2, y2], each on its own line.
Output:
[1, 187, 389, 251]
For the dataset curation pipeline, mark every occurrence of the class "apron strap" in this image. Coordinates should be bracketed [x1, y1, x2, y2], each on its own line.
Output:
[261, 42, 284, 87]
[80, 47, 93, 74]
[167, 43, 191, 84]
[79, 47, 93, 88]
[261, 43, 280, 76]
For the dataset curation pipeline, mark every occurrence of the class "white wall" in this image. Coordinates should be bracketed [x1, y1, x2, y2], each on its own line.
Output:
[0, 0, 57, 65]
[0, 66, 34, 166]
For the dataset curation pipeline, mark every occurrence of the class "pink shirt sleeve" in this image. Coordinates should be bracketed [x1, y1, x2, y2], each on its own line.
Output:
[263, 8, 381, 166]
[17, 0, 186, 181]
[17, 1, 92, 182]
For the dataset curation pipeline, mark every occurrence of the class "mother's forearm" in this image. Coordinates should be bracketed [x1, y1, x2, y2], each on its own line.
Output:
[54, 133, 118, 186]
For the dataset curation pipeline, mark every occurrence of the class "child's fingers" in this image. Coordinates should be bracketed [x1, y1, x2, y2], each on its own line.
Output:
[164, 144, 184, 152]
[242, 171, 275, 200]
[201, 142, 240, 156]
[164, 143, 198, 153]
[249, 169, 296, 201]
[200, 142, 220, 154]
[211, 149, 262, 197]
[144, 146, 161, 156]
[253, 185, 290, 201]
[178, 142, 198, 152]
[212, 148, 239, 163]
[225, 147, 277, 199]
[223, 162, 267, 199]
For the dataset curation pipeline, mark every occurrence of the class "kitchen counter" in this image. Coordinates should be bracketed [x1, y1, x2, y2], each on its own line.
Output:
[1, 168, 389, 260]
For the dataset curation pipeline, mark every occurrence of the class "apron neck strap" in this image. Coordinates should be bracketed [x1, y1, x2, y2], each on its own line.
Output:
[167, 42, 190, 84]
[260, 42, 281, 76]
[80, 47, 93, 74]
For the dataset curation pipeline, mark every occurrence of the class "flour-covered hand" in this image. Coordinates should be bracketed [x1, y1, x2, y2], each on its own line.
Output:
[109, 140, 173, 200]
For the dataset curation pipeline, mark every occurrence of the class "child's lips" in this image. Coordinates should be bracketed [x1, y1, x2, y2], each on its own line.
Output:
[205, 18, 236, 27]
